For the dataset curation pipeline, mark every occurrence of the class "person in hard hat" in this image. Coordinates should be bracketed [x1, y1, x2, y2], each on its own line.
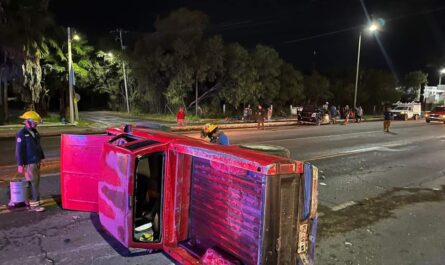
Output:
[200, 123, 230, 145]
[15, 111, 45, 212]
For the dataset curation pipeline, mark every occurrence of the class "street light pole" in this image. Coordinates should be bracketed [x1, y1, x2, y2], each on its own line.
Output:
[67, 27, 74, 124]
[353, 23, 379, 109]
[119, 29, 130, 113]
[353, 32, 362, 110]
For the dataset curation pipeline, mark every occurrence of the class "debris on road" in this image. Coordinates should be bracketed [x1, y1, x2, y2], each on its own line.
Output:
[320, 182, 327, 186]
[344, 241, 353, 246]
[72, 215, 81, 220]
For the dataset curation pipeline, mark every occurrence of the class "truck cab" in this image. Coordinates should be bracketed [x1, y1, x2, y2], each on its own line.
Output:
[61, 125, 318, 265]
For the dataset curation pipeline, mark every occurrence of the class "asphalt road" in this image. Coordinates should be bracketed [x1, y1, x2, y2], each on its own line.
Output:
[0, 120, 444, 265]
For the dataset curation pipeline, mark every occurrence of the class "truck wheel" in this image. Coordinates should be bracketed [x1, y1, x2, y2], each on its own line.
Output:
[239, 144, 291, 158]
[414, 114, 419, 120]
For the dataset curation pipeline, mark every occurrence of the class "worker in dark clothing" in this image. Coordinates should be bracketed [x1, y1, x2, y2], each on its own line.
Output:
[200, 123, 230, 145]
[256, 105, 265, 130]
[15, 111, 45, 212]
[383, 107, 392, 132]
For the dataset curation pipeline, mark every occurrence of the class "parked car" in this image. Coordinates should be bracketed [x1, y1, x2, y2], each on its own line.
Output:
[299, 105, 331, 125]
[425, 106, 445, 123]
[60, 124, 319, 265]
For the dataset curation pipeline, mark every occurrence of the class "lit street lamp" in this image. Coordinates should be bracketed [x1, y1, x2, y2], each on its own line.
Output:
[438, 68, 445, 86]
[353, 23, 380, 109]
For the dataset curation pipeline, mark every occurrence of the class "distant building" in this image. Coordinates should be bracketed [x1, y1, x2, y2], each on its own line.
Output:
[424, 85, 445, 104]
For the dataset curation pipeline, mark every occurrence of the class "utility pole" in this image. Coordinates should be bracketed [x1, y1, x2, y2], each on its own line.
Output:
[195, 78, 198, 116]
[67, 27, 74, 124]
[353, 33, 362, 110]
[117, 29, 130, 113]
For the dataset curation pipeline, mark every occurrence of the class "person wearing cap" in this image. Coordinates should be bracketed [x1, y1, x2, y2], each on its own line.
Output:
[15, 111, 45, 212]
[200, 123, 230, 145]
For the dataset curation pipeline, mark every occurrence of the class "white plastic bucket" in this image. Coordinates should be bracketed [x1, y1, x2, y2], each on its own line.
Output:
[10, 180, 27, 203]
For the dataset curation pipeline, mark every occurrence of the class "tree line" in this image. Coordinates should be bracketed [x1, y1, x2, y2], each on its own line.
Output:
[0, 1, 429, 123]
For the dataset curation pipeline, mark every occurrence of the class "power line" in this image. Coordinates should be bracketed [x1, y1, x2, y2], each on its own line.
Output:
[283, 5, 445, 45]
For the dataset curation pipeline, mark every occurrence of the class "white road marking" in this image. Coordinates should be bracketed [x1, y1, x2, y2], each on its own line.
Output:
[331, 201, 357, 211]
[257, 130, 382, 144]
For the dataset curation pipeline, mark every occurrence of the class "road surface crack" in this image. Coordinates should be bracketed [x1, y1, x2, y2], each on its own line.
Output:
[36, 236, 56, 265]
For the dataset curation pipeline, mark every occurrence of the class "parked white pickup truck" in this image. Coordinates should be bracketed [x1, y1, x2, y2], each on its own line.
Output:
[391, 101, 421, 120]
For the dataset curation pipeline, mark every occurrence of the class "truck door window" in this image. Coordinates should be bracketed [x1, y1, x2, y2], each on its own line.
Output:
[109, 134, 140, 146]
[133, 152, 164, 243]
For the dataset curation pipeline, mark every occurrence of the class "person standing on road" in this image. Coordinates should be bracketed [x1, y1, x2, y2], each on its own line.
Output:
[383, 107, 392, 132]
[15, 111, 45, 212]
[356, 106, 363, 123]
[256, 105, 265, 130]
[176, 106, 185, 126]
[267, 105, 273, 121]
[329, 105, 338, 124]
[344, 105, 350, 125]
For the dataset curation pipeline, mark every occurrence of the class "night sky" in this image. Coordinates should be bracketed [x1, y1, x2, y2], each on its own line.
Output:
[49, 0, 445, 83]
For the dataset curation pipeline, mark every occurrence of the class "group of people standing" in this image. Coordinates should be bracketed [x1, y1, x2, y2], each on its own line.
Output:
[326, 103, 364, 125]
[176, 104, 273, 130]
[242, 104, 273, 128]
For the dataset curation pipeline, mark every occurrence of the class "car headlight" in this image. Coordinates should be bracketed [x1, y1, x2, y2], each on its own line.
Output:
[425, 113, 429, 117]
[311, 113, 317, 118]
[400, 112, 405, 114]
[441, 115, 445, 118]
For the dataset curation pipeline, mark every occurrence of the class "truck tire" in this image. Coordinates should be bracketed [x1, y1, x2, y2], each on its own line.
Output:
[414, 114, 419, 120]
[239, 144, 291, 158]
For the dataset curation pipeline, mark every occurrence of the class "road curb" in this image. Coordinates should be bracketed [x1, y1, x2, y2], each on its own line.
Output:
[170, 120, 301, 132]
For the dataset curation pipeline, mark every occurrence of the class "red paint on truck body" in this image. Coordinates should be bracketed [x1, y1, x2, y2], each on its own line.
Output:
[61, 126, 312, 265]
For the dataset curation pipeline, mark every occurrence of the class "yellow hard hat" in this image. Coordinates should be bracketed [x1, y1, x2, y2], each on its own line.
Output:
[204, 123, 217, 133]
[19, 111, 42, 123]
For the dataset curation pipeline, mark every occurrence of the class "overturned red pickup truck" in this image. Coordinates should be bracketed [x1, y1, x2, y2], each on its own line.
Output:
[61, 125, 319, 265]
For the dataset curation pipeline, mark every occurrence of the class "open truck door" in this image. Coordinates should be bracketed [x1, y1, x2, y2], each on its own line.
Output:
[61, 134, 112, 212]
[62, 133, 165, 250]
[98, 136, 168, 250]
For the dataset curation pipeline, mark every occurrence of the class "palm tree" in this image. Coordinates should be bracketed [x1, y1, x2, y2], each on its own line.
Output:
[0, 0, 53, 122]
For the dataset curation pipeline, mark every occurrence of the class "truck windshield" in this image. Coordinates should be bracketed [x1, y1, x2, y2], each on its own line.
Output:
[432, 107, 445, 112]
